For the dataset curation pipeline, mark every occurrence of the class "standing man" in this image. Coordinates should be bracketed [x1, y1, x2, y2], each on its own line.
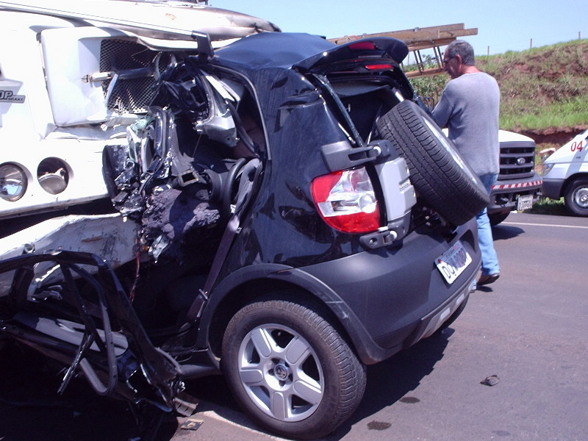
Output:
[432, 40, 500, 286]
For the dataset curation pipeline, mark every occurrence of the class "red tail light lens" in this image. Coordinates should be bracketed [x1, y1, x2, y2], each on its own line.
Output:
[311, 168, 380, 233]
[349, 41, 376, 51]
[365, 63, 394, 71]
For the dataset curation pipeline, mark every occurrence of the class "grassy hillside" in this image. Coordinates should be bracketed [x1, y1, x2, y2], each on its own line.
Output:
[410, 40, 588, 144]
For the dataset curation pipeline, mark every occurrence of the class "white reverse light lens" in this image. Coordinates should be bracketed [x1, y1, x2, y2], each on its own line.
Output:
[0, 163, 27, 201]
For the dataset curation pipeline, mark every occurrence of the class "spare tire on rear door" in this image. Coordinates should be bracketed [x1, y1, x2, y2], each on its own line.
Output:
[376, 100, 489, 225]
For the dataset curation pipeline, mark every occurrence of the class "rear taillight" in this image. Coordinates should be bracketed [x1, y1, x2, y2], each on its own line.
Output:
[364, 63, 394, 71]
[348, 41, 376, 51]
[311, 167, 380, 233]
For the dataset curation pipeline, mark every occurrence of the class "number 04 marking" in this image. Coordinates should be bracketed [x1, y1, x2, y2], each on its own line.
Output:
[570, 141, 584, 152]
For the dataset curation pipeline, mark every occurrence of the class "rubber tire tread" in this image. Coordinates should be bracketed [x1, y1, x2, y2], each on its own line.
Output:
[489, 211, 510, 226]
[564, 178, 588, 216]
[222, 299, 366, 440]
[376, 100, 489, 225]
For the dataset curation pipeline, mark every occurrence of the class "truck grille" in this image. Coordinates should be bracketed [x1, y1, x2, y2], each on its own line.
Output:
[498, 140, 536, 180]
[99, 39, 160, 114]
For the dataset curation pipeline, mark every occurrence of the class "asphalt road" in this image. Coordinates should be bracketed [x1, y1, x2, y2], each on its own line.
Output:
[1, 212, 587, 441]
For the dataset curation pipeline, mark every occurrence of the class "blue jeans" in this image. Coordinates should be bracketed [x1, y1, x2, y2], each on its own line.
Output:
[477, 174, 500, 276]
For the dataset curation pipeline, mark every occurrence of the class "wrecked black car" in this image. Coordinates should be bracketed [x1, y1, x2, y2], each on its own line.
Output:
[0, 1, 488, 439]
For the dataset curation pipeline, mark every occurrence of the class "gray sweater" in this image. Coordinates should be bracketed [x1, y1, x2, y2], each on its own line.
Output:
[432, 72, 500, 176]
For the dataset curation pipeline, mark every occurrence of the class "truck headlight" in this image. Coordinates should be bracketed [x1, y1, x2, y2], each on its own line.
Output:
[0, 163, 27, 201]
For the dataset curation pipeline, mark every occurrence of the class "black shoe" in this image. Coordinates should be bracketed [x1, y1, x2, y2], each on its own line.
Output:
[477, 273, 500, 286]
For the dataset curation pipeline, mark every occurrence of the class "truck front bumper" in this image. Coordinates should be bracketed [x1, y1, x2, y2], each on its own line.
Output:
[489, 176, 543, 214]
[541, 178, 565, 200]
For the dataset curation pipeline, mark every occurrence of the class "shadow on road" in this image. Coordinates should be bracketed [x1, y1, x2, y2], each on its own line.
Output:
[0, 328, 451, 441]
[324, 329, 451, 440]
[0, 343, 178, 441]
[492, 224, 525, 240]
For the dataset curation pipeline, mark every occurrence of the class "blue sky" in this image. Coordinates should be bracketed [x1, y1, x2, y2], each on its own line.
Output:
[211, 0, 587, 55]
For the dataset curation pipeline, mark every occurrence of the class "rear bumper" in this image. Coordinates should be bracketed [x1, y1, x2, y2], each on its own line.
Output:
[301, 219, 480, 365]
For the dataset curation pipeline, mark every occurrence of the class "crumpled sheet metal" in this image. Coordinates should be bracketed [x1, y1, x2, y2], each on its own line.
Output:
[0, 213, 139, 296]
[142, 186, 219, 261]
[0, 1, 280, 46]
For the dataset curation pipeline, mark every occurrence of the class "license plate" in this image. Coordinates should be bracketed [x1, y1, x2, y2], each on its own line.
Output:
[517, 194, 533, 211]
[435, 241, 472, 284]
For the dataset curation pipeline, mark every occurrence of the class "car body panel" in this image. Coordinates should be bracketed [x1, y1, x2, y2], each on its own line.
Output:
[0, 0, 280, 45]
[541, 129, 588, 199]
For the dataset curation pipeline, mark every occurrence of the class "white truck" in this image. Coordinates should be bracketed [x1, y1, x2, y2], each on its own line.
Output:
[541, 129, 588, 216]
[487, 130, 543, 224]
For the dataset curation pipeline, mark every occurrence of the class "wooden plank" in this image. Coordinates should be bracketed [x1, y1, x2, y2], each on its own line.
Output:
[408, 37, 466, 51]
[329, 24, 478, 48]
[405, 28, 478, 47]
[405, 67, 445, 78]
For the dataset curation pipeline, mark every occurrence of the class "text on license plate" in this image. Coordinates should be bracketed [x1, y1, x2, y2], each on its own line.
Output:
[435, 241, 472, 284]
[517, 194, 533, 211]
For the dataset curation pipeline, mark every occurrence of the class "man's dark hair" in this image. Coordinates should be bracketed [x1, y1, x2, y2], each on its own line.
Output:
[445, 40, 476, 66]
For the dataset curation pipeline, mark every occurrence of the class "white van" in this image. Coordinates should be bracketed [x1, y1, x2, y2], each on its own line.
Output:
[541, 129, 588, 216]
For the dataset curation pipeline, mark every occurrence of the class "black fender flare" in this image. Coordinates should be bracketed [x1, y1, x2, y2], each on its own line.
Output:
[196, 263, 385, 364]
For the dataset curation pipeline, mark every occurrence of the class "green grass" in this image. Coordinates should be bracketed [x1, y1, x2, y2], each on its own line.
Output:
[498, 40, 588, 130]
[528, 197, 568, 216]
[500, 97, 588, 131]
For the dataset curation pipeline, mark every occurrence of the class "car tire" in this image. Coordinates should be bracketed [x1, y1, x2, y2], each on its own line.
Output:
[376, 100, 489, 225]
[564, 178, 588, 216]
[222, 298, 366, 440]
[489, 211, 510, 226]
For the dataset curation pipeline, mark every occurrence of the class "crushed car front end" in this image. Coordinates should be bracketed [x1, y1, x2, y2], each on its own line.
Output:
[1, 6, 484, 439]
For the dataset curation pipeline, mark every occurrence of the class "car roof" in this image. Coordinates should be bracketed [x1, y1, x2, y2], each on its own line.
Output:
[214, 32, 336, 69]
[214, 32, 409, 74]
